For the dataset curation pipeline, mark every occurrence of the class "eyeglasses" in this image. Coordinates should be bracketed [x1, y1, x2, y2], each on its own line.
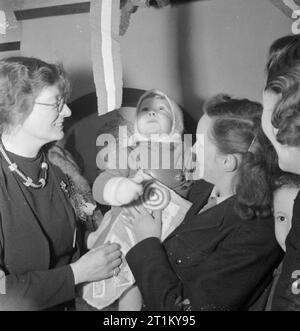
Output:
[35, 98, 65, 114]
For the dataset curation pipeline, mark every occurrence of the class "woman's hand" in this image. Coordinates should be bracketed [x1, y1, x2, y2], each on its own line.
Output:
[70, 242, 122, 285]
[127, 205, 162, 244]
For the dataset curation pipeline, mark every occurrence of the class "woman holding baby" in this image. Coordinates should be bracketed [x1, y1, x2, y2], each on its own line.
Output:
[2, 35, 297, 311]
[122, 94, 283, 311]
[123, 33, 300, 311]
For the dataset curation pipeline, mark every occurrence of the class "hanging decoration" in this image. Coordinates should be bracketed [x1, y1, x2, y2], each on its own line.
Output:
[269, 0, 300, 18]
[119, 0, 170, 36]
[90, 0, 171, 115]
[120, 0, 150, 36]
[90, 0, 123, 115]
[0, 10, 7, 35]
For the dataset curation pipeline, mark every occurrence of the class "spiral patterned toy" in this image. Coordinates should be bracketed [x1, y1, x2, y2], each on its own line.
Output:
[141, 181, 171, 210]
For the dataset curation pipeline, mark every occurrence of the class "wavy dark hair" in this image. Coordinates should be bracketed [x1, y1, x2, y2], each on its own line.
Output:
[272, 172, 300, 192]
[0, 56, 71, 133]
[265, 34, 300, 146]
[205, 95, 279, 220]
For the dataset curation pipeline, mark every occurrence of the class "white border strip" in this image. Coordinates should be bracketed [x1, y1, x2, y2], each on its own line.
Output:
[283, 0, 299, 11]
[101, 0, 116, 112]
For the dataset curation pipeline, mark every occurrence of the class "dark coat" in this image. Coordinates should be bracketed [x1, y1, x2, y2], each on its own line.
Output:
[272, 192, 300, 311]
[0, 161, 79, 311]
[126, 180, 283, 311]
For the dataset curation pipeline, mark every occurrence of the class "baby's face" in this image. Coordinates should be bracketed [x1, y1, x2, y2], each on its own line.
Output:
[137, 97, 173, 136]
[273, 185, 299, 252]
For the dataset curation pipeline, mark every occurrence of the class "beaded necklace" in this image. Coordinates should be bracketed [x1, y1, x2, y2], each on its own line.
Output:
[0, 143, 48, 189]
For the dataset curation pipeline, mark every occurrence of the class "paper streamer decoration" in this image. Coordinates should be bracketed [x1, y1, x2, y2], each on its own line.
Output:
[90, 0, 123, 115]
[0, 11, 7, 35]
[120, 0, 149, 35]
[269, 0, 300, 18]
[0, 269, 5, 295]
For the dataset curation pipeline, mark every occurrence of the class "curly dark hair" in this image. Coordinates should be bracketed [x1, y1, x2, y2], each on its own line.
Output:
[0, 56, 71, 133]
[272, 171, 300, 192]
[205, 95, 279, 220]
[265, 34, 300, 146]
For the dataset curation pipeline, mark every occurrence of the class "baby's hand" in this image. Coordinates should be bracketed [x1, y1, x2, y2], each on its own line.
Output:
[115, 178, 143, 205]
[131, 170, 152, 184]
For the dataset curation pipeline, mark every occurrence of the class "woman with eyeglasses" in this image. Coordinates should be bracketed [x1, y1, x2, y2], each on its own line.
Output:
[0, 57, 122, 311]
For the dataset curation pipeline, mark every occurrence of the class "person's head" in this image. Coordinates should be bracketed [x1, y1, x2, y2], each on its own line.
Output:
[193, 94, 278, 220]
[0, 56, 71, 146]
[262, 35, 300, 174]
[135, 89, 183, 138]
[273, 174, 300, 251]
